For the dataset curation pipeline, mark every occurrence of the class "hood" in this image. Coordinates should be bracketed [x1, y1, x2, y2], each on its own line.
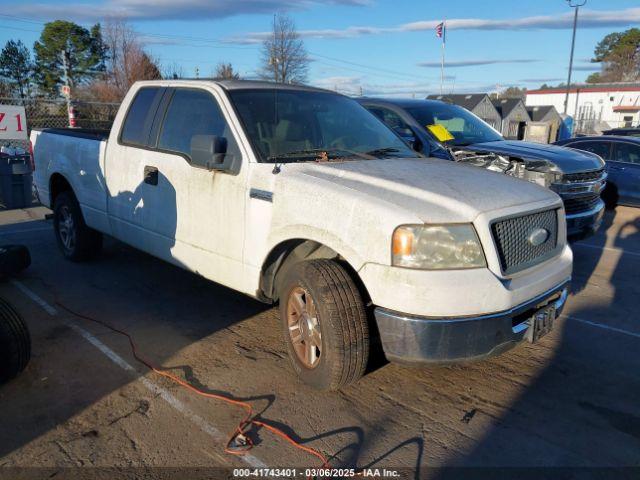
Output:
[287, 158, 556, 224]
[463, 140, 605, 174]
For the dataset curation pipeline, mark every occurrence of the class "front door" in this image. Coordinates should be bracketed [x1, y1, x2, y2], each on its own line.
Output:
[106, 85, 248, 290]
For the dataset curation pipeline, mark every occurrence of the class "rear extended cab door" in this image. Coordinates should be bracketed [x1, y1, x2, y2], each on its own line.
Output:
[104, 83, 252, 293]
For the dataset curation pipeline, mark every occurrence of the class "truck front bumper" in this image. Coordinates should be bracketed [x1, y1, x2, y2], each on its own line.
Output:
[374, 280, 569, 364]
[566, 199, 605, 240]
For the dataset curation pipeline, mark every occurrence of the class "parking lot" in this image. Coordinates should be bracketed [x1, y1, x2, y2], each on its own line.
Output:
[0, 205, 639, 477]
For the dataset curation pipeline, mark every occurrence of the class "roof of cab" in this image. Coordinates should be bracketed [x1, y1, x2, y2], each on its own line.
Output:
[357, 97, 448, 108]
[135, 79, 335, 94]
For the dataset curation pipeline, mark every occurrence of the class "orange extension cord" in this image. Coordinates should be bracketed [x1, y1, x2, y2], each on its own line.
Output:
[42, 289, 331, 470]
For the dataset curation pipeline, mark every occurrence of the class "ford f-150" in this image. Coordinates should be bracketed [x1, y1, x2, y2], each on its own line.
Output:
[31, 80, 572, 390]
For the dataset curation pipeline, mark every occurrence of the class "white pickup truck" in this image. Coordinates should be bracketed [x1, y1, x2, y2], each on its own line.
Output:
[31, 80, 572, 390]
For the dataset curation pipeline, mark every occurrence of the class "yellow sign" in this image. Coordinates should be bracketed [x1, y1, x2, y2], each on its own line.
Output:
[427, 124, 455, 142]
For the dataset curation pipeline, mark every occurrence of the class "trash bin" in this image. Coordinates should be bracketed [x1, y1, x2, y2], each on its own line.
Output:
[0, 146, 32, 210]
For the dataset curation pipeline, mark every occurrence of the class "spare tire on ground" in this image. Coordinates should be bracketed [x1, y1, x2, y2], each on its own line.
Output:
[0, 244, 31, 280]
[0, 297, 31, 383]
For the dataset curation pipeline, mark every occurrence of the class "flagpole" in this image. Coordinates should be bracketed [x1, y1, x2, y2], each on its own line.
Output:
[440, 20, 446, 94]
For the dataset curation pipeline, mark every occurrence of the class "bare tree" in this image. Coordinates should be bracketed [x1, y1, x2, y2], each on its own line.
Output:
[85, 19, 161, 102]
[163, 62, 185, 80]
[213, 62, 240, 80]
[259, 13, 309, 84]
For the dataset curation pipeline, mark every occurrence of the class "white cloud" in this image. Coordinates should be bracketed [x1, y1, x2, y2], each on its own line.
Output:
[419, 59, 539, 68]
[229, 7, 640, 44]
[9, 0, 369, 22]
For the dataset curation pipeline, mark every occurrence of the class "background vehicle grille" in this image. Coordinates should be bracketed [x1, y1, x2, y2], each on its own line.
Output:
[563, 194, 601, 215]
[562, 169, 605, 183]
[492, 209, 558, 274]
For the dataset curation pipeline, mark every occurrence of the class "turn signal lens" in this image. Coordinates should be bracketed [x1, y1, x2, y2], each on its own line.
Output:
[392, 227, 414, 256]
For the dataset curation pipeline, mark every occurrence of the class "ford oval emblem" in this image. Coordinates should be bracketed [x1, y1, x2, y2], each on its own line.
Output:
[528, 228, 549, 247]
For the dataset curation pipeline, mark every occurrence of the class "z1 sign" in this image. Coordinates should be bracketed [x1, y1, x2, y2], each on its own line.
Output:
[0, 105, 28, 141]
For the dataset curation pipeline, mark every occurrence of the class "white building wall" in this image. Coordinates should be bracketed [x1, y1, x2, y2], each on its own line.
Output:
[525, 87, 640, 132]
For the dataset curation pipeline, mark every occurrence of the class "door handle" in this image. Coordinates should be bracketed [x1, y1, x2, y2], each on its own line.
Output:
[144, 166, 158, 186]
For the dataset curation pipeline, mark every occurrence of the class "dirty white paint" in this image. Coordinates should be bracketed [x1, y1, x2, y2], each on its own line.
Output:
[10, 279, 267, 468]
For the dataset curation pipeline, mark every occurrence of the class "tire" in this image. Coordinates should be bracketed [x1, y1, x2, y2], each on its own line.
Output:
[278, 259, 369, 391]
[601, 183, 618, 210]
[0, 297, 30, 383]
[53, 191, 103, 261]
[0, 244, 31, 280]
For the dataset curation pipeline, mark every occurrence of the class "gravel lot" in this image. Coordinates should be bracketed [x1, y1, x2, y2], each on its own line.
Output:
[0, 205, 639, 479]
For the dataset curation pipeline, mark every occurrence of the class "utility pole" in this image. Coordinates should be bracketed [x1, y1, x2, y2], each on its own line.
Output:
[563, 0, 586, 115]
[60, 50, 75, 128]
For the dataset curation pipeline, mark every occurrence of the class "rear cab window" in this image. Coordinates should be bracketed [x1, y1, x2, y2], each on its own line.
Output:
[120, 87, 164, 146]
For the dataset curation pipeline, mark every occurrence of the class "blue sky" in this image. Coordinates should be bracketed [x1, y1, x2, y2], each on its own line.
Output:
[0, 0, 639, 97]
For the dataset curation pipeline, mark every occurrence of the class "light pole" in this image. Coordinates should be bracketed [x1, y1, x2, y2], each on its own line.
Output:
[563, 0, 587, 115]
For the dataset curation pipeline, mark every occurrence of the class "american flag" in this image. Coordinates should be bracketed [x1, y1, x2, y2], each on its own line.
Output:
[435, 22, 445, 39]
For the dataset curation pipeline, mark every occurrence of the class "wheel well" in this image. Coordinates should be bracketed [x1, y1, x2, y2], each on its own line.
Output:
[49, 173, 73, 206]
[259, 239, 369, 304]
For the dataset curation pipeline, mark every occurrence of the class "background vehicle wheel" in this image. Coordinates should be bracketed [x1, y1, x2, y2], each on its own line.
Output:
[53, 191, 103, 261]
[0, 244, 31, 280]
[279, 259, 369, 391]
[601, 183, 618, 210]
[0, 297, 30, 383]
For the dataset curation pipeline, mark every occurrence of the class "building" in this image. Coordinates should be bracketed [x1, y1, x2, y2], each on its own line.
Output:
[526, 83, 640, 134]
[525, 105, 563, 144]
[427, 93, 501, 130]
[492, 98, 530, 140]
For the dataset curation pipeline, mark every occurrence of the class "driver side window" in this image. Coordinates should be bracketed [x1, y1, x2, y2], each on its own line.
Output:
[158, 88, 240, 163]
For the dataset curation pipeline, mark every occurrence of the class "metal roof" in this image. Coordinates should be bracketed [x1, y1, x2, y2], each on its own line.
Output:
[526, 105, 561, 122]
[492, 98, 525, 117]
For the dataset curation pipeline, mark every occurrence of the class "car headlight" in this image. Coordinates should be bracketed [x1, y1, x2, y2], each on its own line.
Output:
[392, 224, 486, 269]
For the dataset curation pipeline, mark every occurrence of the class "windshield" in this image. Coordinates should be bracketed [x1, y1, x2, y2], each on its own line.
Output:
[228, 89, 419, 162]
[407, 103, 503, 147]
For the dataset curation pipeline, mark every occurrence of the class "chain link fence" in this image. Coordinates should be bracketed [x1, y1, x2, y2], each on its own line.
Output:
[0, 97, 120, 149]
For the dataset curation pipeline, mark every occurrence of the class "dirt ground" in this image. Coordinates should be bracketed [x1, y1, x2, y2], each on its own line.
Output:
[0, 205, 639, 479]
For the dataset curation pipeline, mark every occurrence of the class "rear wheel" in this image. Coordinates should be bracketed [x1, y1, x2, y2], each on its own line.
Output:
[53, 191, 103, 261]
[0, 297, 30, 383]
[279, 259, 369, 391]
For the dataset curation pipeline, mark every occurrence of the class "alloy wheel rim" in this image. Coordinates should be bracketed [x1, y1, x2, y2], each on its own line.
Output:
[287, 286, 322, 369]
[58, 206, 76, 251]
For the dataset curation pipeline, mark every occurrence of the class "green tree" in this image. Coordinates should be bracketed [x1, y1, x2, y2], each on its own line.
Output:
[589, 28, 640, 82]
[33, 20, 107, 96]
[0, 40, 33, 99]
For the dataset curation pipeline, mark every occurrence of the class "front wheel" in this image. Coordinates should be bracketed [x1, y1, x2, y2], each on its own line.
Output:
[279, 259, 369, 391]
[53, 191, 103, 261]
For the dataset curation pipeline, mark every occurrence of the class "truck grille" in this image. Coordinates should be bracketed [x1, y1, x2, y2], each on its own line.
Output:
[563, 194, 601, 215]
[562, 168, 605, 183]
[492, 209, 559, 275]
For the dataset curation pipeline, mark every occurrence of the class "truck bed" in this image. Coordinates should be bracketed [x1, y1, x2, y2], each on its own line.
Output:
[33, 128, 110, 142]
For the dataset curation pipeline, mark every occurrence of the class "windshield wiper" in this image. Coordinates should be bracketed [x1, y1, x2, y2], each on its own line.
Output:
[364, 147, 404, 158]
[267, 148, 369, 163]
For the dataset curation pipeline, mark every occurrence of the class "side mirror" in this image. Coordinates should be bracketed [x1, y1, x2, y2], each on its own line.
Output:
[190, 135, 228, 170]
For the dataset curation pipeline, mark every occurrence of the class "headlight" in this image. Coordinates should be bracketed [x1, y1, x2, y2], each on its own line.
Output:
[392, 224, 486, 269]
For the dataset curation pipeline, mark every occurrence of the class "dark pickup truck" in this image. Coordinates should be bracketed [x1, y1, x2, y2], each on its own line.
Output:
[359, 98, 607, 239]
